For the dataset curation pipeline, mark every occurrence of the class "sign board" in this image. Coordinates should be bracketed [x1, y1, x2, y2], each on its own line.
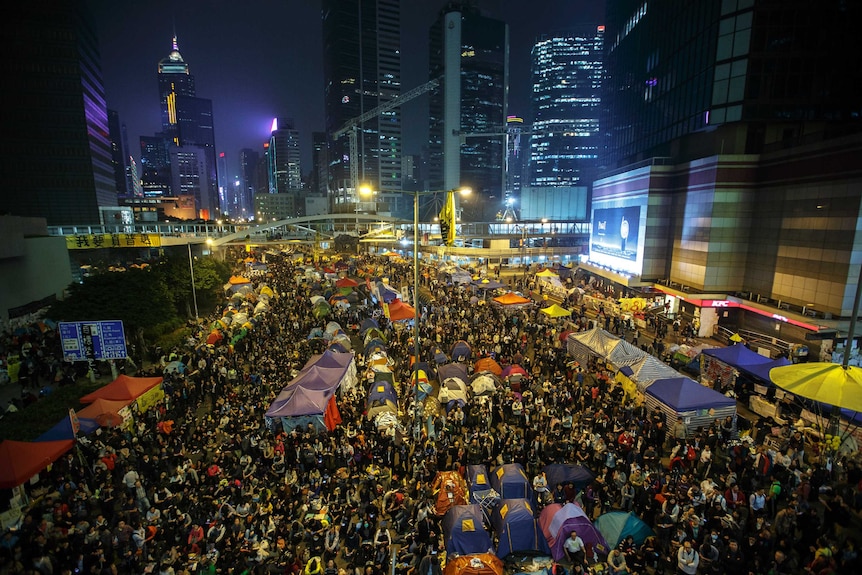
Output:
[69, 409, 80, 435]
[59, 321, 127, 362]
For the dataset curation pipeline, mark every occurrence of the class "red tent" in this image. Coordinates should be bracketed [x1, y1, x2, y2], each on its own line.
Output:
[79, 375, 163, 404]
[77, 398, 130, 427]
[0, 439, 75, 489]
[335, 277, 358, 288]
[387, 299, 416, 321]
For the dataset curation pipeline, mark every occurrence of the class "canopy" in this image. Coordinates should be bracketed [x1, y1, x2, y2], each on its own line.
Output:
[266, 385, 338, 424]
[493, 292, 531, 306]
[644, 377, 737, 438]
[0, 439, 75, 489]
[540, 304, 571, 318]
[335, 277, 358, 288]
[594, 511, 654, 549]
[228, 275, 252, 285]
[542, 464, 596, 492]
[627, 355, 682, 390]
[79, 375, 163, 404]
[36, 414, 99, 442]
[490, 463, 533, 502]
[605, 339, 648, 368]
[387, 299, 416, 321]
[539, 503, 609, 561]
[77, 398, 130, 427]
[432, 471, 469, 517]
[442, 504, 492, 556]
[442, 554, 503, 575]
[490, 499, 551, 559]
[703, 343, 773, 370]
[744, 356, 792, 384]
[472, 279, 505, 290]
[536, 269, 559, 278]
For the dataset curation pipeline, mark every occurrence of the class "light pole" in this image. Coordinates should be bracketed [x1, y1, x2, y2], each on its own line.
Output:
[362, 186, 470, 437]
[187, 242, 199, 321]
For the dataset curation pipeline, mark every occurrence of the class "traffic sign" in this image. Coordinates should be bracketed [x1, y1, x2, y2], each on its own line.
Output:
[59, 320, 128, 362]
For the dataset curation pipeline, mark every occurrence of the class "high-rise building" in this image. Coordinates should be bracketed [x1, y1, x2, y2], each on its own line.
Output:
[310, 132, 330, 196]
[169, 147, 207, 206]
[217, 152, 229, 216]
[529, 27, 604, 188]
[139, 136, 173, 197]
[268, 118, 302, 194]
[238, 148, 260, 221]
[504, 116, 526, 214]
[592, 0, 862, 326]
[322, 0, 402, 210]
[108, 109, 130, 197]
[429, 2, 508, 222]
[2, 1, 116, 226]
[156, 36, 219, 219]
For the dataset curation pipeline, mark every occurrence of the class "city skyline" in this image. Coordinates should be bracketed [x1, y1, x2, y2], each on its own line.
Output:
[87, 0, 605, 178]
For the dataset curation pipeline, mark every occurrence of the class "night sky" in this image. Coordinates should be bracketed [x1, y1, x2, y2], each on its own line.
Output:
[88, 0, 605, 177]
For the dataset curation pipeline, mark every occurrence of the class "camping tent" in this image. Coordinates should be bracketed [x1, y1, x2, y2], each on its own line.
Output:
[387, 299, 416, 321]
[466, 464, 493, 500]
[438, 363, 470, 410]
[265, 385, 341, 432]
[490, 499, 551, 558]
[0, 439, 76, 488]
[538, 503, 609, 561]
[442, 554, 503, 575]
[451, 340, 472, 362]
[644, 377, 737, 437]
[79, 375, 163, 403]
[490, 463, 533, 502]
[442, 504, 493, 556]
[542, 464, 596, 492]
[470, 373, 499, 396]
[366, 380, 399, 420]
[431, 471, 469, 517]
[595, 511, 654, 548]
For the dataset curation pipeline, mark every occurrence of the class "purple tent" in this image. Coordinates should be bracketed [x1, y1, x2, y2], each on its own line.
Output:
[538, 503, 609, 561]
[437, 362, 468, 384]
[266, 385, 335, 418]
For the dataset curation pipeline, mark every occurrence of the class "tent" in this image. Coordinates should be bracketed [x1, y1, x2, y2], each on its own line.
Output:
[366, 380, 399, 420]
[387, 299, 416, 322]
[36, 414, 100, 442]
[542, 464, 596, 492]
[443, 504, 492, 556]
[490, 463, 533, 502]
[627, 355, 683, 390]
[439, 376, 470, 411]
[79, 375, 163, 404]
[539, 503, 609, 561]
[265, 385, 341, 432]
[470, 373, 499, 396]
[540, 304, 571, 318]
[605, 339, 648, 368]
[594, 511, 654, 549]
[431, 471, 469, 517]
[490, 499, 551, 559]
[644, 377, 736, 438]
[364, 338, 387, 356]
[466, 464, 493, 499]
[359, 318, 379, 335]
[0, 439, 76, 489]
[493, 292, 531, 306]
[451, 340, 472, 362]
[76, 398, 131, 428]
[474, 357, 502, 376]
[442, 554, 503, 575]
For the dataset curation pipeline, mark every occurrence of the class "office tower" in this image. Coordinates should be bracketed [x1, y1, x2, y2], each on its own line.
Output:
[593, 0, 862, 321]
[238, 148, 260, 221]
[268, 118, 302, 193]
[402, 154, 420, 191]
[2, 1, 116, 226]
[529, 27, 604, 188]
[157, 36, 219, 219]
[217, 152, 229, 215]
[108, 109, 130, 197]
[310, 132, 330, 196]
[429, 2, 508, 222]
[322, 0, 402, 210]
[140, 136, 173, 197]
[170, 146, 207, 205]
[504, 116, 526, 217]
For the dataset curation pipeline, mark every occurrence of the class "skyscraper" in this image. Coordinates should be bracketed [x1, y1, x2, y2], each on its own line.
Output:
[139, 136, 173, 197]
[238, 148, 260, 221]
[108, 109, 130, 197]
[2, 0, 116, 226]
[156, 36, 219, 219]
[268, 118, 302, 194]
[529, 27, 604, 188]
[429, 2, 509, 222]
[322, 0, 402, 211]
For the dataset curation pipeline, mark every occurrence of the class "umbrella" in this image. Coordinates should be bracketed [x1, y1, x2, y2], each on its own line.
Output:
[164, 361, 186, 374]
[770, 363, 862, 413]
[729, 333, 744, 342]
[595, 511, 654, 548]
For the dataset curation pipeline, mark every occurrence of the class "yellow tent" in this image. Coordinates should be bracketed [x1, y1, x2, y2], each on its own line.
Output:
[536, 269, 559, 278]
[540, 304, 572, 318]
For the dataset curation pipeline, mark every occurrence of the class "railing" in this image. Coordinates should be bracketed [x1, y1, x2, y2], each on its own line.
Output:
[714, 325, 791, 358]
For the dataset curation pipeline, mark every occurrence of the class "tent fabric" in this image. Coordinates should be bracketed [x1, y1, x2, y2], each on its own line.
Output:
[540, 304, 571, 318]
[539, 503, 609, 561]
[542, 464, 596, 492]
[744, 356, 791, 383]
[442, 504, 493, 556]
[79, 375, 163, 404]
[470, 374, 498, 396]
[438, 363, 469, 385]
[432, 471, 469, 517]
[490, 463, 533, 502]
[451, 340, 472, 362]
[0, 439, 76, 489]
[605, 339, 648, 368]
[627, 355, 683, 390]
[474, 357, 502, 376]
[387, 299, 416, 321]
[466, 464, 492, 499]
[366, 381, 399, 420]
[36, 415, 99, 442]
[490, 498, 551, 558]
[645, 377, 736, 412]
[493, 292, 531, 306]
[442, 554, 503, 575]
[594, 511, 654, 549]
[702, 344, 773, 370]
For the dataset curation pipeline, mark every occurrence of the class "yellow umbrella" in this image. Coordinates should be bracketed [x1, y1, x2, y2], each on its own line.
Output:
[769, 363, 862, 413]
[729, 333, 743, 343]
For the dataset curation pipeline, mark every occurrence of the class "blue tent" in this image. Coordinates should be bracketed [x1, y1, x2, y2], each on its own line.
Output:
[491, 499, 551, 559]
[595, 511, 654, 548]
[364, 338, 387, 356]
[467, 464, 492, 499]
[36, 415, 99, 442]
[442, 504, 492, 556]
[490, 463, 533, 502]
[644, 377, 736, 412]
[542, 464, 595, 492]
[451, 340, 472, 362]
[359, 318, 379, 335]
[742, 356, 791, 384]
[367, 380, 398, 420]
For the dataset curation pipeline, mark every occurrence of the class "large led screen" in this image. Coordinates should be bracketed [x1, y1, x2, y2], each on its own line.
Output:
[590, 206, 642, 266]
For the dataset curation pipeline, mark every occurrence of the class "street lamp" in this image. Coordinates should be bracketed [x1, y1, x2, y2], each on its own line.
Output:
[187, 242, 199, 321]
[362, 186, 470, 437]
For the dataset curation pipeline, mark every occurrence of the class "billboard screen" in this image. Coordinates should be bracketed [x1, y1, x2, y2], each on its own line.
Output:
[590, 206, 641, 262]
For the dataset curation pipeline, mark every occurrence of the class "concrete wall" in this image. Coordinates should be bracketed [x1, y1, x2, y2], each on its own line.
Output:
[0, 236, 73, 322]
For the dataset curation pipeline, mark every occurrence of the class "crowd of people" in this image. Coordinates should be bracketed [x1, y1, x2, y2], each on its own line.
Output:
[0, 251, 860, 575]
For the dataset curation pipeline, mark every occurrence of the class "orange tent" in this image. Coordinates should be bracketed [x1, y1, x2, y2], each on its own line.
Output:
[335, 277, 358, 288]
[443, 554, 504, 575]
[228, 275, 252, 285]
[79, 375, 163, 404]
[0, 439, 75, 489]
[474, 357, 502, 376]
[77, 398, 130, 427]
[431, 471, 468, 517]
[387, 299, 416, 321]
[492, 292, 531, 306]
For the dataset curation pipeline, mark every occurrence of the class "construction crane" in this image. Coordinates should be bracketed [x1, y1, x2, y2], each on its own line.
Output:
[332, 77, 440, 195]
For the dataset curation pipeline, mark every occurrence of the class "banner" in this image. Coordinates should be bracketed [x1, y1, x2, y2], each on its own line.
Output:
[438, 190, 456, 246]
[66, 233, 162, 250]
